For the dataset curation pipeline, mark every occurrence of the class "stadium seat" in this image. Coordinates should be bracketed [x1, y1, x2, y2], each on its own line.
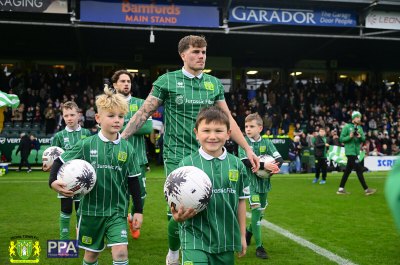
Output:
[13, 122, 22, 129]
[3, 122, 12, 130]
[32, 122, 40, 128]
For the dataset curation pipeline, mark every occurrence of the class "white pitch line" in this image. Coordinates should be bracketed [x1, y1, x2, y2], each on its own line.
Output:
[0, 180, 47, 183]
[246, 212, 358, 265]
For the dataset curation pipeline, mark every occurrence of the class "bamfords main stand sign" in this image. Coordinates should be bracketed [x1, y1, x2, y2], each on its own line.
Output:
[80, 0, 219, 28]
[229, 6, 357, 27]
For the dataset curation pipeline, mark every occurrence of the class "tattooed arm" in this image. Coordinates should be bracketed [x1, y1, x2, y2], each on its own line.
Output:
[121, 93, 162, 139]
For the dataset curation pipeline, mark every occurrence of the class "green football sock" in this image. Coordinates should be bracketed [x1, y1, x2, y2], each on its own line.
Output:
[247, 223, 253, 233]
[251, 208, 263, 247]
[60, 212, 71, 240]
[168, 218, 180, 251]
[113, 260, 128, 265]
[83, 260, 98, 265]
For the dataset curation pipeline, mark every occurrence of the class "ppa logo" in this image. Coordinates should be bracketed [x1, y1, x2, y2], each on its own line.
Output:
[47, 240, 78, 258]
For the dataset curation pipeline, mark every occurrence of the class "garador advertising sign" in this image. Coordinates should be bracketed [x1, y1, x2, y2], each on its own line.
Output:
[229, 6, 357, 27]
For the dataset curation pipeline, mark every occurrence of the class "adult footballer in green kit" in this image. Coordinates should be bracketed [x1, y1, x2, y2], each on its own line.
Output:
[49, 86, 143, 265]
[50, 101, 92, 240]
[122, 35, 259, 265]
[112, 69, 153, 239]
[172, 106, 249, 264]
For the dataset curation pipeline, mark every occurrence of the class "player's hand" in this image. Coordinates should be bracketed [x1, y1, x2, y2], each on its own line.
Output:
[171, 205, 196, 222]
[350, 132, 354, 138]
[132, 213, 143, 230]
[50, 179, 74, 197]
[238, 236, 247, 258]
[246, 148, 260, 172]
[264, 161, 280, 174]
[325, 143, 330, 147]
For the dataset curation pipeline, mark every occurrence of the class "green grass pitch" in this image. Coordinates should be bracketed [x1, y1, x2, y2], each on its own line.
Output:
[1, 164, 399, 265]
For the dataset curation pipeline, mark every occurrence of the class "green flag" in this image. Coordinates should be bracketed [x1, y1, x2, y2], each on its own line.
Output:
[385, 158, 400, 232]
[0, 91, 20, 108]
[327, 145, 365, 166]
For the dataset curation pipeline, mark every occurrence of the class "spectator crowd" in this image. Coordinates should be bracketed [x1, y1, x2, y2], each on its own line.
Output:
[1, 68, 399, 158]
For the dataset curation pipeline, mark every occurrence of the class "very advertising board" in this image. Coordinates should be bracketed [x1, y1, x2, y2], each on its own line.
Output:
[80, 0, 219, 28]
[229, 6, 357, 27]
[0, 0, 68, 13]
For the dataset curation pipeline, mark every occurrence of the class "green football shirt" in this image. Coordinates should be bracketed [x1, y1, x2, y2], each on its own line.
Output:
[178, 147, 249, 254]
[60, 131, 141, 217]
[123, 96, 149, 166]
[152, 69, 225, 163]
[238, 136, 282, 193]
[51, 125, 92, 150]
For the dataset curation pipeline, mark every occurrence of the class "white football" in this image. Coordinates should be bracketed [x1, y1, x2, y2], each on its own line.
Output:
[57, 159, 97, 195]
[164, 166, 213, 213]
[42, 146, 64, 171]
[256, 155, 275, 178]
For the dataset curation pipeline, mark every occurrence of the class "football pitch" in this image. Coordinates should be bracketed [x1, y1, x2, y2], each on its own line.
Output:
[1, 164, 399, 265]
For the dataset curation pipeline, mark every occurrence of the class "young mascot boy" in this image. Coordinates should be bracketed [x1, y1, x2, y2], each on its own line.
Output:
[50, 101, 92, 240]
[49, 86, 143, 265]
[238, 113, 282, 259]
[171, 106, 249, 265]
[112, 70, 153, 239]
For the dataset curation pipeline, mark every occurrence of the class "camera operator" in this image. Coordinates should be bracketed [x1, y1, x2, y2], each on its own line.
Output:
[336, 111, 376, 195]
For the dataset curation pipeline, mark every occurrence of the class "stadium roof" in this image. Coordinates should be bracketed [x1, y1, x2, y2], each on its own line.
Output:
[1, 0, 400, 69]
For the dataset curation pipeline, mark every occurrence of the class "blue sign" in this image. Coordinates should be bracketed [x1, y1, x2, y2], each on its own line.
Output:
[47, 240, 79, 258]
[81, 0, 220, 28]
[229, 6, 357, 27]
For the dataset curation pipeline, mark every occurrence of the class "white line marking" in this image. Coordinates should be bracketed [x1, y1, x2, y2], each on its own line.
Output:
[0, 180, 47, 183]
[246, 212, 358, 265]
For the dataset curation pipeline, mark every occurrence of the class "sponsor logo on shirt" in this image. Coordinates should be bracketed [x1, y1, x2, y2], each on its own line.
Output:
[229, 170, 239, 181]
[96, 164, 122, 171]
[130, 104, 138, 112]
[204, 81, 214, 91]
[90, 150, 98, 157]
[118, 152, 127, 162]
[175, 94, 184, 105]
[213, 187, 236, 194]
[184, 98, 214, 105]
[260, 146, 266, 153]
[63, 137, 69, 142]
[176, 81, 185, 88]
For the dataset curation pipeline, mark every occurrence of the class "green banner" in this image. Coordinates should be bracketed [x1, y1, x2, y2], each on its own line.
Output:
[328, 145, 365, 166]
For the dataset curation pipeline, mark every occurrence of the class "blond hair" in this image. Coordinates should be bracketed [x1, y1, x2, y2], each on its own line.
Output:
[245, 113, 263, 126]
[95, 84, 128, 114]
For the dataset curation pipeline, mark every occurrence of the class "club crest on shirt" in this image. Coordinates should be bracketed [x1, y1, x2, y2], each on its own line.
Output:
[229, 170, 239, 182]
[175, 94, 184, 105]
[130, 104, 138, 112]
[118, 151, 127, 162]
[204, 81, 214, 91]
